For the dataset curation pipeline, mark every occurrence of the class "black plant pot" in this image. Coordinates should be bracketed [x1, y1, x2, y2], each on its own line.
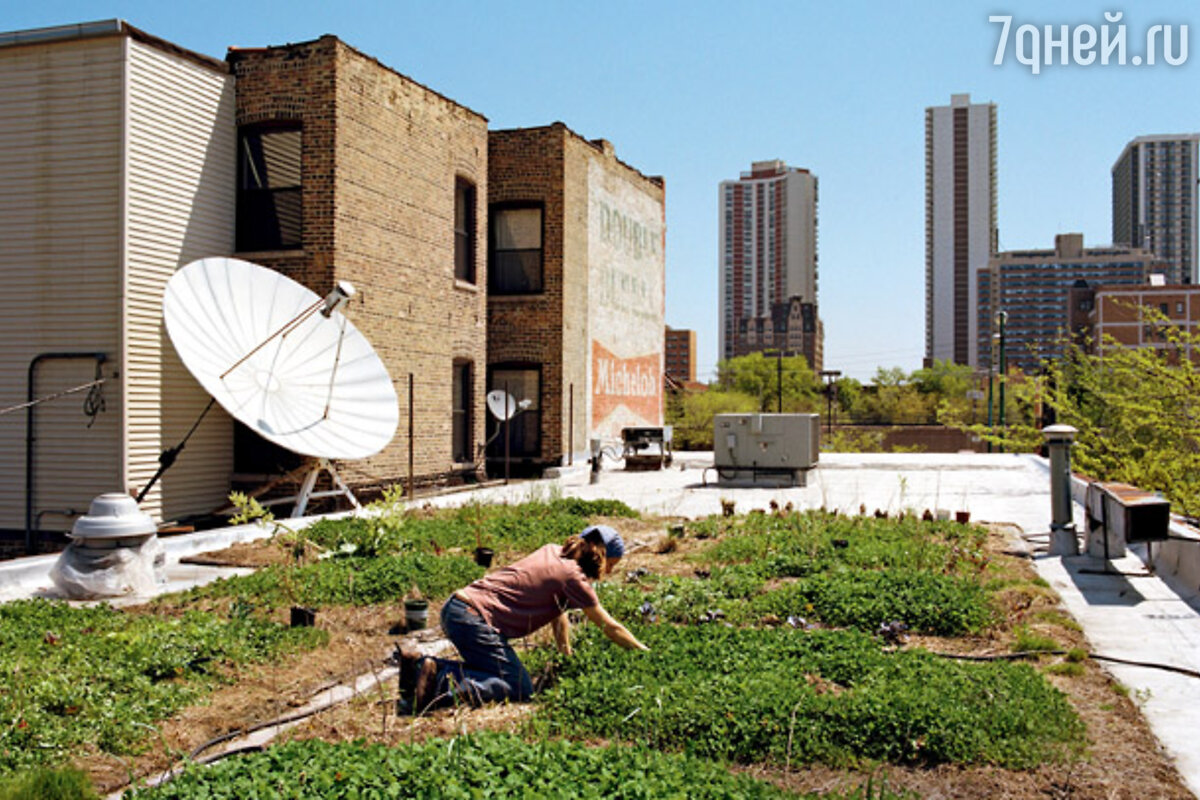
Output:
[404, 599, 429, 631]
[290, 606, 316, 627]
[474, 547, 495, 567]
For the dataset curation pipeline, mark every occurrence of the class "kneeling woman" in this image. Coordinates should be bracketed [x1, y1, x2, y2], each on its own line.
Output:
[406, 525, 648, 713]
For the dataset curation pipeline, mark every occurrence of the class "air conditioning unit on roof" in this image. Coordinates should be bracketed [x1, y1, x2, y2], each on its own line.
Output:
[713, 413, 820, 488]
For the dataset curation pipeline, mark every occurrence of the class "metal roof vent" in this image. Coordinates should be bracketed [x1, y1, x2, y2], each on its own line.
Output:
[49, 493, 164, 599]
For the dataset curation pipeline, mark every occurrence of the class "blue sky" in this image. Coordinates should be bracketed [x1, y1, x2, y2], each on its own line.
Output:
[10, 1, 1198, 379]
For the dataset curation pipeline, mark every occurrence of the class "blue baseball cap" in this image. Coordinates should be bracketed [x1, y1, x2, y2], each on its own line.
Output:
[579, 524, 625, 560]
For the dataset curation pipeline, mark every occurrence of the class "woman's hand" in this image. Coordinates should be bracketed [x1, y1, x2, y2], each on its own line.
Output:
[583, 604, 650, 651]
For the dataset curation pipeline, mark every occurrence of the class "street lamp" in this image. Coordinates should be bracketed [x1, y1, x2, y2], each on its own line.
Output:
[996, 311, 1008, 453]
[819, 370, 841, 437]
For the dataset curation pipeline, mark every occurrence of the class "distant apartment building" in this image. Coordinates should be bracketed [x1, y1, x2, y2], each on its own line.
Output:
[729, 296, 822, 370]
[664, 327, 697, 384]
[925, 93, 997, 367]
[718, 160, 822, 370]
[1112, 133, 1199, 285]
[488, 124, 665, 472]
[978, 234, 1163, 372]
[1070, 279, 1200, 361]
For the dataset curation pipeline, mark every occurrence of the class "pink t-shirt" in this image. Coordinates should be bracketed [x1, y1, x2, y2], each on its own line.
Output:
[457, 544, 598, 639]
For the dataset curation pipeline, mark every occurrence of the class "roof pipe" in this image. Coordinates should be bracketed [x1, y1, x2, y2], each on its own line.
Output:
[25, 352, 107, 555]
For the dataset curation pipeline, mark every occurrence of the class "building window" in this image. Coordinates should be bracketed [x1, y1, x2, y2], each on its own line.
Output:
[237, 123, 302, 251]
[487, 365, 541, 459]
[490, 204, 543, 294]
[452, 360, 472, 463]
[455, 178, 476, 283]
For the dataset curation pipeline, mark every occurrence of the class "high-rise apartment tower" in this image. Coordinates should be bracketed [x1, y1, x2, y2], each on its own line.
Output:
[1112, 133, 1199, 285]
[718, 160, 820, 369]
[925, 93, 997, 366]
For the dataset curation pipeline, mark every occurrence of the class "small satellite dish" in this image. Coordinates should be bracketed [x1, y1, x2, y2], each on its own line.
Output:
[163, 257, 399, 461]
[486, 390, 518, 421]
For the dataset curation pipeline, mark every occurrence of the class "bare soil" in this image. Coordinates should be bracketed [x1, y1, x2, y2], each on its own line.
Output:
[78, 520, 1193, 799]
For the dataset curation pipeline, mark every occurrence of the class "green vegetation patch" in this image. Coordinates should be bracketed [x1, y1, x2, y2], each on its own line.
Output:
[126, 733, 904, 800]
[693, 511, 989, 578]
[302, 497, 638, 559]
[534, 626, 1085, 769]
[605, 511, 994, 636]
[0, 599, 322, 776]
[603, 566, 991, 636]
[173, 552, 482, 608]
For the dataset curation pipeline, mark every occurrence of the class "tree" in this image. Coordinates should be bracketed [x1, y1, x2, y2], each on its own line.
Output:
[715, 352, 821, 412]
[980, 308, 1200, 515]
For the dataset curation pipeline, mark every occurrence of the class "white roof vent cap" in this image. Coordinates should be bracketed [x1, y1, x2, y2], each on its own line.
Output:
[72, 493, 156, 539]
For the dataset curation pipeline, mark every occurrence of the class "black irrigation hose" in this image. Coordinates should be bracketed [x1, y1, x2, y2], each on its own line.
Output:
[931, 648, 1200, 680]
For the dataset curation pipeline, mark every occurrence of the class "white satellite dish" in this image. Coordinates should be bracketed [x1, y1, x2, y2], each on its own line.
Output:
[163, 257, 399, 515]
[486, 390, 517, 421]
[486, 390, 531, 421]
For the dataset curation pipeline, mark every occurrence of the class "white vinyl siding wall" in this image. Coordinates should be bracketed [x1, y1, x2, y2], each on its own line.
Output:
[0, 37, 125, 534]
[126, 38, 235, 521]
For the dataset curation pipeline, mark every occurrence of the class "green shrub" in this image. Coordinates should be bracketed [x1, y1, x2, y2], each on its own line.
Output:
[536, 625, 1085, 769]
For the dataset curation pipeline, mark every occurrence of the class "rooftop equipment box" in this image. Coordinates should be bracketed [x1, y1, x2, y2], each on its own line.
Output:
[713, 413, 820, 487]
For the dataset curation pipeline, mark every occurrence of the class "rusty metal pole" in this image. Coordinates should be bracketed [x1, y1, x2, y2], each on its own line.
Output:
[407, 373, 414, 500]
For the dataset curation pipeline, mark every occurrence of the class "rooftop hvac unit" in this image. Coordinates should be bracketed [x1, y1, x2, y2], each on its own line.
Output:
[713, 413, 819, 487]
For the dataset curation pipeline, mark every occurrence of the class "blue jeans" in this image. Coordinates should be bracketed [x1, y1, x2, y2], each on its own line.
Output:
[428, 596, 533, 707]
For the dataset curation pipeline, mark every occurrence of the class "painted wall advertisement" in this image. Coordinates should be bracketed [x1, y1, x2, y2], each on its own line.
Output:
[588, 160, 665, 438]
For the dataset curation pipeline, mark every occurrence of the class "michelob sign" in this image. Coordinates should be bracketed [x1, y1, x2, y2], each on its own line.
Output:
[587, 160, 664, 437]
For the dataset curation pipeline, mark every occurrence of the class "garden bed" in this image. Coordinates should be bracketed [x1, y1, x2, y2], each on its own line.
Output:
[0, 501, 1192, 798]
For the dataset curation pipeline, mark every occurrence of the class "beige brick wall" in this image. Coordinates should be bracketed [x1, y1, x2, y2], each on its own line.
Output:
[230, 36, 487, 488]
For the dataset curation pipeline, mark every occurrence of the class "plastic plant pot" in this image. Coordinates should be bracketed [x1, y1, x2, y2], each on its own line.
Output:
[474, 547, 495, 567]
[404, 598, 429, 630]
[290, 606, 317, 627]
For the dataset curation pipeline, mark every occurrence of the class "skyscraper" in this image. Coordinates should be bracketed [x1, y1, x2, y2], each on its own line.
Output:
[1112, 133, 1199, 285]
[718, 160, 821, 370]
[925, 93, 997, 367]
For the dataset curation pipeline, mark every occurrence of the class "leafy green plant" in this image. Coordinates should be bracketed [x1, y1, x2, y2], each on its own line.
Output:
[1012, 625, 1061, 653]
[534, 625, 1085, 769]
[125, 733, 869, 799]
[0, 766, 99, 800]
[0, 600, 322, 775]
[173, 552, 481, 608]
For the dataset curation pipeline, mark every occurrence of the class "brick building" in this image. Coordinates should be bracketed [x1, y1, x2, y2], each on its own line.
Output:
[730, 296, 823, 370]
[1070, 279, 1200, 361]
[665, 327, 697, 384]
[978, 234, 1163, 372]
[229, 36, 488, 487]
[488, 124, 665, 472]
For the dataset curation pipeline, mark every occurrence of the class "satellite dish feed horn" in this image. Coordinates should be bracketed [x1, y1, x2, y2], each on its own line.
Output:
[163, 257, 399, 517]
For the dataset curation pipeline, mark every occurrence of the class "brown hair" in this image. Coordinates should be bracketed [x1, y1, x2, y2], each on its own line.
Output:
[561, 535, 605, 580]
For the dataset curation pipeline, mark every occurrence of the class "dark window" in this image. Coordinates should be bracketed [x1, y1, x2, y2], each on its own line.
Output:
[490, 204, 543, 294]
[237, 123, 302, 251]
[455, 178, 476, 283]
[487, 365, 541, 459]
[452, 360, 472, 463]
